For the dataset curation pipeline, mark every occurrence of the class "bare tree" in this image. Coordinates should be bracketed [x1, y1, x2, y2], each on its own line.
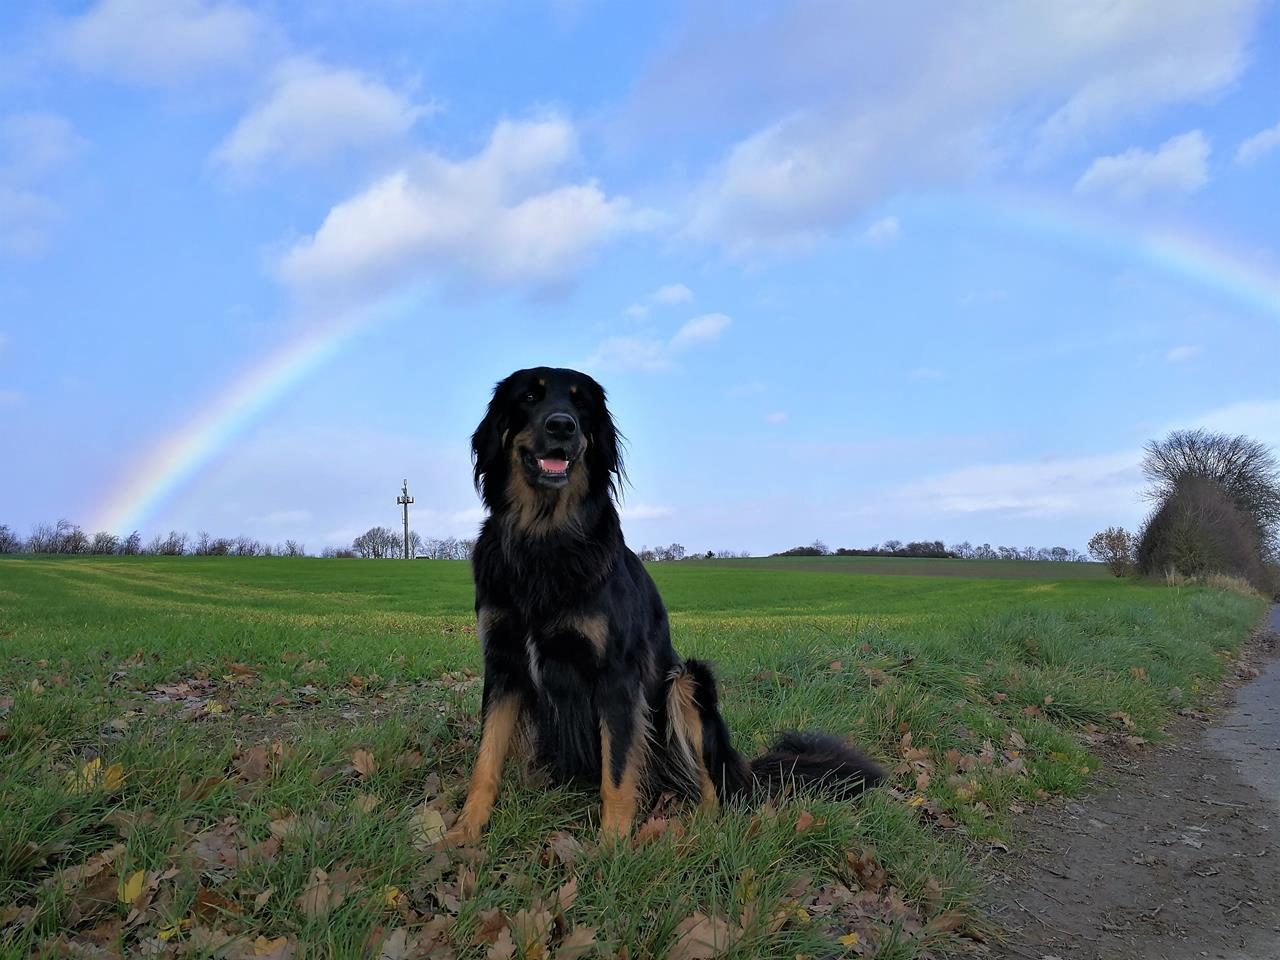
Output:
[1143, 429, 1280, 553]
[90, 531, 119, 554]
[283, 539, 305, 557]
[120, 531, 142, 555]
[0, 524, 23, 552]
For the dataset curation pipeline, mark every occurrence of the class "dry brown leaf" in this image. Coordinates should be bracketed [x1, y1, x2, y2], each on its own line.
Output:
[246, 934, 295, 959]
[512, 907, 554, 954]
[411, 805, 447, 850]
[555, 877, 579, 915]
[666, 913, 741, 960]
[487, 926, 517, 960]
[253, 887, 274, 910]
[556, 926, 599, 959]
[633, 817, 685, 848]
[296, 867, 343, 918]
[378, 928, 410, 960]
[794, 810, 815, 833]
[352, 748, 377, 778]
[472, 908, 508, 945]
[353, 793, 381, 813]
[193, 887, 241, 923]
[546, 830, 584, 866]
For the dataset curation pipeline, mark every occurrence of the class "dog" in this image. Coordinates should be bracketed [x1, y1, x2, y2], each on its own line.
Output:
[446, 366, 883, 843]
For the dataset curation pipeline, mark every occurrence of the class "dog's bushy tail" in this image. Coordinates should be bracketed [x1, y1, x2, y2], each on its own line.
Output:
[672, 659, 884, 804]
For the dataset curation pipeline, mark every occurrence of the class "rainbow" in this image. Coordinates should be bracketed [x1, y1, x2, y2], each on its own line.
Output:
[968, 191, 1280, 321]
[92, 195, 1280, 535]
[90, 299, 401, 535]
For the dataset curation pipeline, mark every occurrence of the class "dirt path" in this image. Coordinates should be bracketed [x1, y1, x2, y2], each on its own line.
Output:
[978, 605, 1280, 960]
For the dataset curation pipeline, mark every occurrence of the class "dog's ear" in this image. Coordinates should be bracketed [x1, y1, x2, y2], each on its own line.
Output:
[472, 380, 511, 509]
[583, 376, 626, 498]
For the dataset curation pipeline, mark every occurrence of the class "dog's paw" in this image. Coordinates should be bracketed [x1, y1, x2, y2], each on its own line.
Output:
[443, 821, 481, 846]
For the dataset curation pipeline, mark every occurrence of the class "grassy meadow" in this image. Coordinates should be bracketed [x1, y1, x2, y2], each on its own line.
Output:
[0, 555, 1267, 958]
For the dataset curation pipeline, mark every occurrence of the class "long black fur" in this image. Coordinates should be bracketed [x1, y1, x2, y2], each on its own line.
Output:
[469, 366, 884, 813]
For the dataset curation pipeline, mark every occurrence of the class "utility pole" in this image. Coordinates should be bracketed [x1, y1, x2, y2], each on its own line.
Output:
[397, 479, 414, 559]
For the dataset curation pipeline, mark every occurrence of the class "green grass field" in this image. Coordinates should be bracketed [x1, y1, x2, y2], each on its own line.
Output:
[0, 556, 1266, 958]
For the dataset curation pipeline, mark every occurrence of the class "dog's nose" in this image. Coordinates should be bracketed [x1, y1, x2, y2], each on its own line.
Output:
[544, 413, 578, 439]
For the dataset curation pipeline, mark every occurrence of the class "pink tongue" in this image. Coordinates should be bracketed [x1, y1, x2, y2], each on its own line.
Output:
[539, 458, 568, 474]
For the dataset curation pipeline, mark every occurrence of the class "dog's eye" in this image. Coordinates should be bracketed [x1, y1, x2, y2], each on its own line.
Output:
[521, 390, 538, 404]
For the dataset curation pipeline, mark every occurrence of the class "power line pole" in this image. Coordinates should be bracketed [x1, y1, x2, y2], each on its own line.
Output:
[397, 479, 414, 559]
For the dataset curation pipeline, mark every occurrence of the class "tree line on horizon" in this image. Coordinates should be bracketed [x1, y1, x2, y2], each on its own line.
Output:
[769, 539, 1090, 561]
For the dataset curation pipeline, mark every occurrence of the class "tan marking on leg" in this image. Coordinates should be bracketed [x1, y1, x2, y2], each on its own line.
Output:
[447, 695, 521, 843]
[668, 668, 719, 813]
[599, 704, 651, 841]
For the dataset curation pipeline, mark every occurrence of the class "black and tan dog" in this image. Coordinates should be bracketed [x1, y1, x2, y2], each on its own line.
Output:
[446, 366, 883, 843]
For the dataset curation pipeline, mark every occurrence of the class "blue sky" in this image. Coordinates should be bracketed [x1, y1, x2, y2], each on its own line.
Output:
[2, 0, 1279, 555]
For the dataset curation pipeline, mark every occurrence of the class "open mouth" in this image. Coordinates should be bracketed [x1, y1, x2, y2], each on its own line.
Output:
[521, 449, 575, 485]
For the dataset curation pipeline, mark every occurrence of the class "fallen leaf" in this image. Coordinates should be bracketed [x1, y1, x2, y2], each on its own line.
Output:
[666, 913, 741, 960]
[353, 793, 381, 814]
[66, 758, 126, 794]
[411, 806, 447, 849]
[249, 934, 295, 959]
[556, 877, 579, 915]
[557, 926, 599, 959]
[382, 885, 404, 908]
[512, 907, 554, 954]
[297, 867, 342, 918]
[193, 887, 240, 923]
[352, 748, 377, 778]
[794, 810, 815, 833]
[379, 928, 410, 960]
[838, 932, 860, 946]
[487, 926, 516, 960]
[117, 869, 145, 905]
[254, 887, 274, 910]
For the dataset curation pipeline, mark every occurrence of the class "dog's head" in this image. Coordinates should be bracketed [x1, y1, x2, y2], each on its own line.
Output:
[472, 367, 624, 516]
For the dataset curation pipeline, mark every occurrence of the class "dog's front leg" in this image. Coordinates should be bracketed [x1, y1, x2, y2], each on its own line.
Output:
[447, 609, 526, 844]
[599, 691, 649, 842]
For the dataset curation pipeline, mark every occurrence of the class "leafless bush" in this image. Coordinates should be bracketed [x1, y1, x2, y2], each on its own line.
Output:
[1138, 476, 1269, 591]
[90, 531, 119, 554]
[1143, 429, 1280, 555]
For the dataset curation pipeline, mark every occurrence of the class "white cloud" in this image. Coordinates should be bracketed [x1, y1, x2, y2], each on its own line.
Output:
[620, 503, 673, 521]
[278, 115, 638, 301]
[1, 113, 84, 182]
[0, 112, 83, 255]
[1164, 344, 1202, 363]
[213, 58, 431, 173]
[624, 282, 694, 319]
[587, 313, 732, 373]
[862, 216, 900, 245]
[892, 451, 1143, 519]
[60, 0, 266, 85]
[0, 188, 60, 255]
[652, 283, 694, 305]
[669, 312, 731, 351]
[1236, 119, 1280, 166]
[1075, 130, 1210, 201]
[655, 2, 1257, 251]
[764, 412, 788, 423]
[1183, 398, 1280, 448]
